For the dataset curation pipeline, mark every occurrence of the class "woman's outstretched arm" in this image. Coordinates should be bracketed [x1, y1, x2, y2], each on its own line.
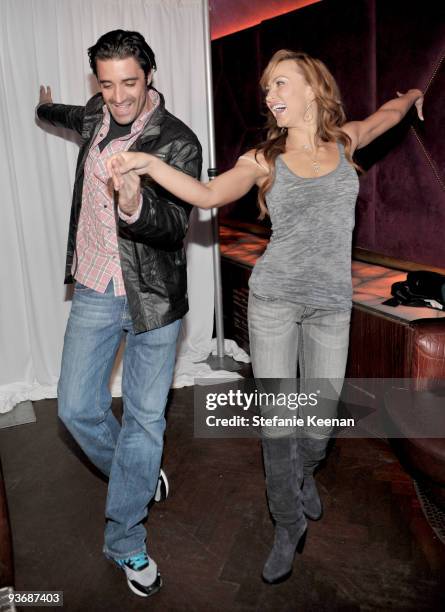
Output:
[343, 88, 424, 153]
[107, 150, 268, 209]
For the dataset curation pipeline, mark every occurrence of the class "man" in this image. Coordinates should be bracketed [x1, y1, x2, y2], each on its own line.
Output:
[37, 30, 202, 598]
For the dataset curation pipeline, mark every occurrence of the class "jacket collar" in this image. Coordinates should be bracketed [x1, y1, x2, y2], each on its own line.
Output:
[140, 88, 164, 143]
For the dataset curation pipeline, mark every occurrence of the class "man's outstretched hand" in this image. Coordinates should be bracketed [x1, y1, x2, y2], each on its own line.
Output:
[39, 85, 53, 105]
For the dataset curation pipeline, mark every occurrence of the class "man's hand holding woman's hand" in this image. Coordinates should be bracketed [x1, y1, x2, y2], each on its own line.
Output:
[114, 170, 141, 216]
[106, 152, 157, 216]
[106, 152, 155, 191]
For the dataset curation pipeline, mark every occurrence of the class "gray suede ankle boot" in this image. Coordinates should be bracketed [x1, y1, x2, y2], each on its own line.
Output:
[261, 437, 307, 584]
[262, 520, 307, 584]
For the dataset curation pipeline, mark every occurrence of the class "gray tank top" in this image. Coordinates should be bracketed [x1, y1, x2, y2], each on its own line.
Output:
[249, 143, 359, 310]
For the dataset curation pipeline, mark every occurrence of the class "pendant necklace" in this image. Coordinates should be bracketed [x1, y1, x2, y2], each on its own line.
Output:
[302, 143, 321, 175]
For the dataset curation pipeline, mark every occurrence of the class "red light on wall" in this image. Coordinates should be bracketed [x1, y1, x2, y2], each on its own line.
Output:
[210, 0, 321, 40]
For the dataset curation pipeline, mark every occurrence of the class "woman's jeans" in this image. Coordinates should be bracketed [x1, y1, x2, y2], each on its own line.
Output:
[248, 291, 351, 430]
[248, 292, 351, 524]
[57, 282, 181, 560]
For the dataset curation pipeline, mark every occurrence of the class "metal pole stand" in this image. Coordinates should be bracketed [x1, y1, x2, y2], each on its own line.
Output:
[202, 0, 242, 373]
[204, 167, 242, 372]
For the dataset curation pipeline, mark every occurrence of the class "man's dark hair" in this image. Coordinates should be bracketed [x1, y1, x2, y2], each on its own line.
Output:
[88, 30, 157, 78]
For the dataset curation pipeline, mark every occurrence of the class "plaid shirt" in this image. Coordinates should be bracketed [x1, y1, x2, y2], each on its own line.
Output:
[74, 90, 159, 296]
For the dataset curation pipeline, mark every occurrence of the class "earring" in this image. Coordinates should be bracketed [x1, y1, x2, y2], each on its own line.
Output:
[303, 101, 314, 123]
[280, 127, 287, 134]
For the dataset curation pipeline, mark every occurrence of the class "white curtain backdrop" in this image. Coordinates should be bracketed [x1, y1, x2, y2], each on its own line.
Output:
[0, 0, 248, 413]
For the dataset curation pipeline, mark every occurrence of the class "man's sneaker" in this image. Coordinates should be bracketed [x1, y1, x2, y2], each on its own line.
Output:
[116, 552, 162, 597]
[154, 468, 169, 502]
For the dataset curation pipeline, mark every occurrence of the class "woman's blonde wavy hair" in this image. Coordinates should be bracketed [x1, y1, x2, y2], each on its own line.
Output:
[255, 49, 360, 218]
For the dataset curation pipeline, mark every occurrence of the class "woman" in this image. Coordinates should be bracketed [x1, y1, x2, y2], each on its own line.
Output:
[107, 50, 424, 584]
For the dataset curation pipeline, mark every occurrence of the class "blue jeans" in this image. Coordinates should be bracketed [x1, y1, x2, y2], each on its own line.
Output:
[57, 281, 181, 559]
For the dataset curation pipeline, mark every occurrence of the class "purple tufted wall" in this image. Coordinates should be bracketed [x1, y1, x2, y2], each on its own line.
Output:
[211, 0, 445, 268]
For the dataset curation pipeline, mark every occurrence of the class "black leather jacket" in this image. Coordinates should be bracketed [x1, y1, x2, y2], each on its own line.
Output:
[37, 91, 202, 332]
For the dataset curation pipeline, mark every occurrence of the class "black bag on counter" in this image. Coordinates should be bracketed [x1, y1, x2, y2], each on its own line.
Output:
[383, 270, 445, 311]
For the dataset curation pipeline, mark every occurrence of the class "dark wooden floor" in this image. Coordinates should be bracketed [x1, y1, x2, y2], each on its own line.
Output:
[1, 387, 445, 611]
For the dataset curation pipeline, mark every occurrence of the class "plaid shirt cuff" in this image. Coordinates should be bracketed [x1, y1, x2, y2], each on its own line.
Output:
[118, 194, 143, 224]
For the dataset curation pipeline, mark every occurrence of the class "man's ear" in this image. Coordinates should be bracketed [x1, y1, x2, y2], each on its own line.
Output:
[146, 70, 152, 88]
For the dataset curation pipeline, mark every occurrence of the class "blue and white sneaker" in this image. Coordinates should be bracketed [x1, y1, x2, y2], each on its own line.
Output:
[154, 468, 169, 502]
[115, 552, 162, 597]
